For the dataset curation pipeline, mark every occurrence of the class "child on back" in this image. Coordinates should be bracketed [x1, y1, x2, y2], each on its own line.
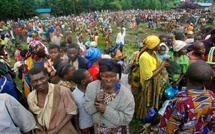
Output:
[14, 43, 23, 62]
[187, 41, 205, 63]
[156, 43, 170, 61]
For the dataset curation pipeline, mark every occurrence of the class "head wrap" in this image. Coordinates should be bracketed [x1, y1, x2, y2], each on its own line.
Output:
[173, 40, 186, 52]
[99, 58, 121, 73]
[141, 35, 160, 51]
[85, 48, 101, 68]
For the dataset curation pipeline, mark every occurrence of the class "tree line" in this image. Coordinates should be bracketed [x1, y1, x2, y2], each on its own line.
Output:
[0, 0, 184, 20]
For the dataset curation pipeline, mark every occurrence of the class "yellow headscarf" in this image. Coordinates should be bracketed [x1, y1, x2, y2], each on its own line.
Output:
[141, 35, 160, 51]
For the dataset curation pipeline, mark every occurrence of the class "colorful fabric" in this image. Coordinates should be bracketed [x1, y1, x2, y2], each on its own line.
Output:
[159, 88, 215, 133]
[85, 48, 101, 68]
[88, 65, 99, 81]
[136, 52, 168, 119]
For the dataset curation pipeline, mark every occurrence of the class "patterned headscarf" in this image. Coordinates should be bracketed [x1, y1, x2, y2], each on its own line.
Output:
[26, 40, 49, 60]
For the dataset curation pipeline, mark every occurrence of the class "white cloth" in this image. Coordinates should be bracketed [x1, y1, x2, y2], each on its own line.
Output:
[72, 87, 93, 129]
[0, 94, 36, 133]
[51, 36, 61, 46]
[116, 28, 126, 45]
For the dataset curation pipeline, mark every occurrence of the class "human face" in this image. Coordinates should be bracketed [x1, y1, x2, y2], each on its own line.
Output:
[49, 48, 60, 61]
[160, 38, 167, 45]
[100, 72, 117, 89]
[67, 48, 78, 62]
[29, 71, 49, 92]
[16, 45, 22, 50]
[64, 66, 76, 81]
[194, 36, 202, 42]
[82, 71, 93, 86]
[159, 46, 166, 55]
[179, 47, 187, 55]
[195, 45, 205, 55]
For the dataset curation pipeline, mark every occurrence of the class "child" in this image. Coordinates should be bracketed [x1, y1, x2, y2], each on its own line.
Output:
[14, 43, 23, 62]
[156, 43, 170, 61]
[72, 69, 94, 134]
[47, 44, 61, 66]
[187, 41, 205, 63]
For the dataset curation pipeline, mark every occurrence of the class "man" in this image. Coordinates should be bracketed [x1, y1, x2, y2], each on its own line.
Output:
[202, 28, 215, 57]
[67, 43, 88, 70]
[72, 69, 94, 134]
[115, 27, 126, 52]
[27, 67, 77, 134]
[159, 60, 215, 133]
[0, 93, 35, 134]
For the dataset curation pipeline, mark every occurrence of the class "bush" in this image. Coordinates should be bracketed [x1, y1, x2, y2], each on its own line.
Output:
[109, 1, 122, 11]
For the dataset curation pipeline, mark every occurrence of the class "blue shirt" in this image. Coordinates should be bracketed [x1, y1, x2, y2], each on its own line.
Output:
[72, 87, 93, 129]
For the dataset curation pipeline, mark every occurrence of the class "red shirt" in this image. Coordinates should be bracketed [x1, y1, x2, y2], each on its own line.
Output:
[88, 65, 99, 81]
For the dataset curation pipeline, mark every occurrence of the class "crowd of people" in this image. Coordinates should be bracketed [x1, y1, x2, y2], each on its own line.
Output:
[0, 9, 215, 134]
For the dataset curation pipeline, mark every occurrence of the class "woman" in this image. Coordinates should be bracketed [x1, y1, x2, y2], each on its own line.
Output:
[85, 58, 135, 134]
[56, 63, 76, 91]
[135, 35, 169, 120]
[167, 40, 189, 89]
[84, 48, 101, 81]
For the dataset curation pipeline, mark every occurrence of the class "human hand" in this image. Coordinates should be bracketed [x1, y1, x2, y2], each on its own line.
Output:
[95, 92, 105, 103]
[94, 102, 106, 112]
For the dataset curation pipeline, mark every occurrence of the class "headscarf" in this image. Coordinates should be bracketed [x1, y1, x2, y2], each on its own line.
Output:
[99, 58, 121, 74]
[85, 48, 101, 68]
[141, 35, 160, 52]
[173, 40, 186, 52]
[26, 40, 49, 60]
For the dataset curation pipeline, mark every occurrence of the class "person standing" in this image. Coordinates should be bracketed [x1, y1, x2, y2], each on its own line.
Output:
[27, 67, 78, 134]
[72, 69, 94, 134]
[160, 60, 215, 133]
[85, 58, 135, 134]
[0, 93, 35, 134]
[115, 27, 126, 52]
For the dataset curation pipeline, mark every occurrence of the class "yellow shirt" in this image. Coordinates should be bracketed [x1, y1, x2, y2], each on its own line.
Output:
[139, 51, 157, 84]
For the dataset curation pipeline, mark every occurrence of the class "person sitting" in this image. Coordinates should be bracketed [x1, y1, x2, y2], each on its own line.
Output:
[85, 58, 135, 134]
[159, 60, 215, 133]
[27, 67, 78, 134]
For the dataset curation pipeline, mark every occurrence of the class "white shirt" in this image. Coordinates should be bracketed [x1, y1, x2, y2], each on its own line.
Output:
[0, 94, 36, 133]
[51, 35, 61, 46]
[72, 87, 93, 129]
[116, 28, 126, 45]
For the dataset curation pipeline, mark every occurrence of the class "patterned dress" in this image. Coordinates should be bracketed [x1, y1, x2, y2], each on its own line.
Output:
[94, 88, 130, 134]
[159, 89, 215, 133]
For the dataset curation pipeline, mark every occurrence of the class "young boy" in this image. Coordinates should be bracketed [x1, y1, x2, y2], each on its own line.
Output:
[47, 44, 61, 66]
[187, 41, 205, 63]
[72, 69, 94, 134]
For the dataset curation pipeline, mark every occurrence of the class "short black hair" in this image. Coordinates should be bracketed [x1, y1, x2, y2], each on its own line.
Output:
[187, 60, 212, 86]
[174, 32, 185, 40]
[71, 69, 87, 85]
[159, 34, 167, 40]
[68, 43, 79, 49]
[49, 44, 60, 51]
[60, 42, 67, 48]
[15, 42, 21, 47]
[53, 59, 65, 71]
[27, 67, 48, 80]
[20, 49, 28, 57]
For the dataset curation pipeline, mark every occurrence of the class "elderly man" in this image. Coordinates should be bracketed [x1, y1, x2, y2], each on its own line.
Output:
[27, 67, 77, 134]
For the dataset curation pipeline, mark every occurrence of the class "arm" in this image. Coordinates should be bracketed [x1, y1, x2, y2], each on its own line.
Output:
[102, 100, 135, 126]
[6, 94, 36, 133]
[84, 82, 98, 115]
[74, 114, 81, 133]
